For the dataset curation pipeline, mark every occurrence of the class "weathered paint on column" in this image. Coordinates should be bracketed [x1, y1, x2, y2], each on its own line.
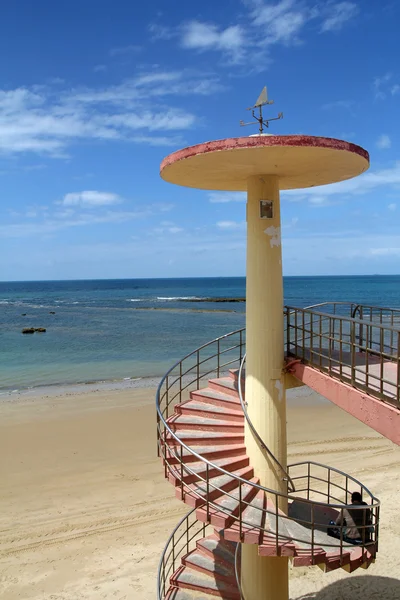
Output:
[241, 174, 288, 600]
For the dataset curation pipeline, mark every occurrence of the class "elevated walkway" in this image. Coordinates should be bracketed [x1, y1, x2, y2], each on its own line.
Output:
[285, 302, 400, 444]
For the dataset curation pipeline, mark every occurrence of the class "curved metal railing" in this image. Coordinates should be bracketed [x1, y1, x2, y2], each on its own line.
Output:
[157, 507, 211, 600]
[156, 303, 389, 598]
[237, 352, 296, 494]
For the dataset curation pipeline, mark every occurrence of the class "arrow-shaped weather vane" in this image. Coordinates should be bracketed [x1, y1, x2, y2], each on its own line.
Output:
[240, 86, 283, 134]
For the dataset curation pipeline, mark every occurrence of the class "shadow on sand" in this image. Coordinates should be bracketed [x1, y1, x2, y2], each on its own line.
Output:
[293, 575, 400, 600]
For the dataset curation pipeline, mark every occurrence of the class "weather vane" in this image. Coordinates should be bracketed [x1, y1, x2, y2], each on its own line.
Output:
[240, 86, 283, 134]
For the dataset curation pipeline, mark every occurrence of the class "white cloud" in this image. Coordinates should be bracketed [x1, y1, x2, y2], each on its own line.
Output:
[373, 73, 393, 100]
[377, 134, 391, 149]
[322, 99, 354, 111]
[216, 220, 244, 230]
[370, 247, 400, 257]
[1, 201, 174, 238]
[388, 203, 396, 211]
[320, 2, 358, 32]
[208, 192, 246, 203]
[93, 64, 107, 73]
[153, 1, 358, 68]
[0, 71, 221, 157]
[391, 84, 400, 96]
[181, 21, 246, 63]
[283, 161, 400, 200]
[153, 222, 184, 235]
[61, 191, 122, 207]
[252, 0, 308, 44]
[308, 196, 332, 207]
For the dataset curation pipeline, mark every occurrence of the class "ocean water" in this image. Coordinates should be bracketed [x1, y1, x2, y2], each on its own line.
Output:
[0, 276, 399, 392]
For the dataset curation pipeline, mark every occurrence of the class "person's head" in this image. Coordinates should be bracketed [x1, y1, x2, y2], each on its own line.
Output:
[351, 491, 362, 503]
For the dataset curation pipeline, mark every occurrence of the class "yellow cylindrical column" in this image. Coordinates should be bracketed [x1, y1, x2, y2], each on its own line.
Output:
[241, 174, 288, 600]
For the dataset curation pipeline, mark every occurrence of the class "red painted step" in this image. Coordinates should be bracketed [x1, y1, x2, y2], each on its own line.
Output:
[170, 565, 240, 600]
[190, 387, 241, 410]
[208, 378, 240, 399]
[176, 466, 254, 508]
[182, 549, 236, 584]
[168, 455, 250, 487]
[177, 400, 243, 423]
[196, 477, 260, 529]
[164, 430, 245, 446]
[167, 414, 244, 435]
[164, 443, 246, 465]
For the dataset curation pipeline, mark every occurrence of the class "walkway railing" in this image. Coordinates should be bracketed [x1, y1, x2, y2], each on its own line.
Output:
[286, 305, 400, 407]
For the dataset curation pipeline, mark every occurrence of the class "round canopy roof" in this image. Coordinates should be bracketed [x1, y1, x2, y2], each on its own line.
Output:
[160, 135, 369, 191]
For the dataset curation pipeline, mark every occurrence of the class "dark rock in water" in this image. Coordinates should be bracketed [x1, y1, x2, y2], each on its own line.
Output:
[22, 328, 35, 334]
[49, 311, 56, 314]
[34, 327, 47, 333]
[21, 313, 27, 316]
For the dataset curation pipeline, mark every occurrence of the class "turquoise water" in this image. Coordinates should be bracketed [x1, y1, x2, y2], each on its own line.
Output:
[1, 276, 399, 391]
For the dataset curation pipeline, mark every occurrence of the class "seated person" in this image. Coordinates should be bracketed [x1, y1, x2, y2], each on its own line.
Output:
[328, 492, 372, 544]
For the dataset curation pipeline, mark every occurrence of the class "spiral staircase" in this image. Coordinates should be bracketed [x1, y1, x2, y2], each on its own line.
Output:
[156, 302, 400, 599]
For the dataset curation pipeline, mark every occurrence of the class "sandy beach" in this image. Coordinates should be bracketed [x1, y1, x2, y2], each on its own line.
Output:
[1, 382, 399, 600]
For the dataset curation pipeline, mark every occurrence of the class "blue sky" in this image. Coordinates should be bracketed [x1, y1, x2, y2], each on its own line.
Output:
[1, 0, 399, 280]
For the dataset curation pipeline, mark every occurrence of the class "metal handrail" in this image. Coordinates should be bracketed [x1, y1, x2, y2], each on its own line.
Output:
[237, 352, 296, 493]
[303, 301, 400, 321]
[287, 305, 400, 334]
[235, 543, 243, 600]
[157, 306, 386, 598]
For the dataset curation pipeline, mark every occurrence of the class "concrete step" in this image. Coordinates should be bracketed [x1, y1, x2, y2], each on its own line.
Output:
[177, 400, 243, 423]
[168, 455, 249, 487]
[167, 414, 244, 434]
[196, 534, 236, 564]
[196, 478, 260, 528]
[171, 565, 240, 600]
[164, 430, 245, 446]
[165, 444, 246, 465]
[208, 378, 240, 399]
[222, 488, 266, 545]
[228, 369, 244, 382]
[165, 586, 219, 599]
[191, 388, 241, 410]
[182, 548, 236, 583]
[177, 466, 254, 508]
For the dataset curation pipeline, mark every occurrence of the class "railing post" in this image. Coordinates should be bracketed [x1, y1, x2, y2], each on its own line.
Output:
[179, 361, 182, 404]
[311, 504, 315, 564]
[156, 409, 160, 457]
[206, 464, 210, 521]
[339, 507, 344, 563]
[327, 468, 331, 504]
[239, 481, 243, 542]
[285, 307, 289, 355]
[217, 339, 220, 378]
[196, 350, 200, 390]
[275, 492, 279, 555]
[397, 331, 400, 408]
[180, 443, 184, 498]
[172, 532, 175, 576]
[165, 375, 169, 419]
[350, 320, 355, 387]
